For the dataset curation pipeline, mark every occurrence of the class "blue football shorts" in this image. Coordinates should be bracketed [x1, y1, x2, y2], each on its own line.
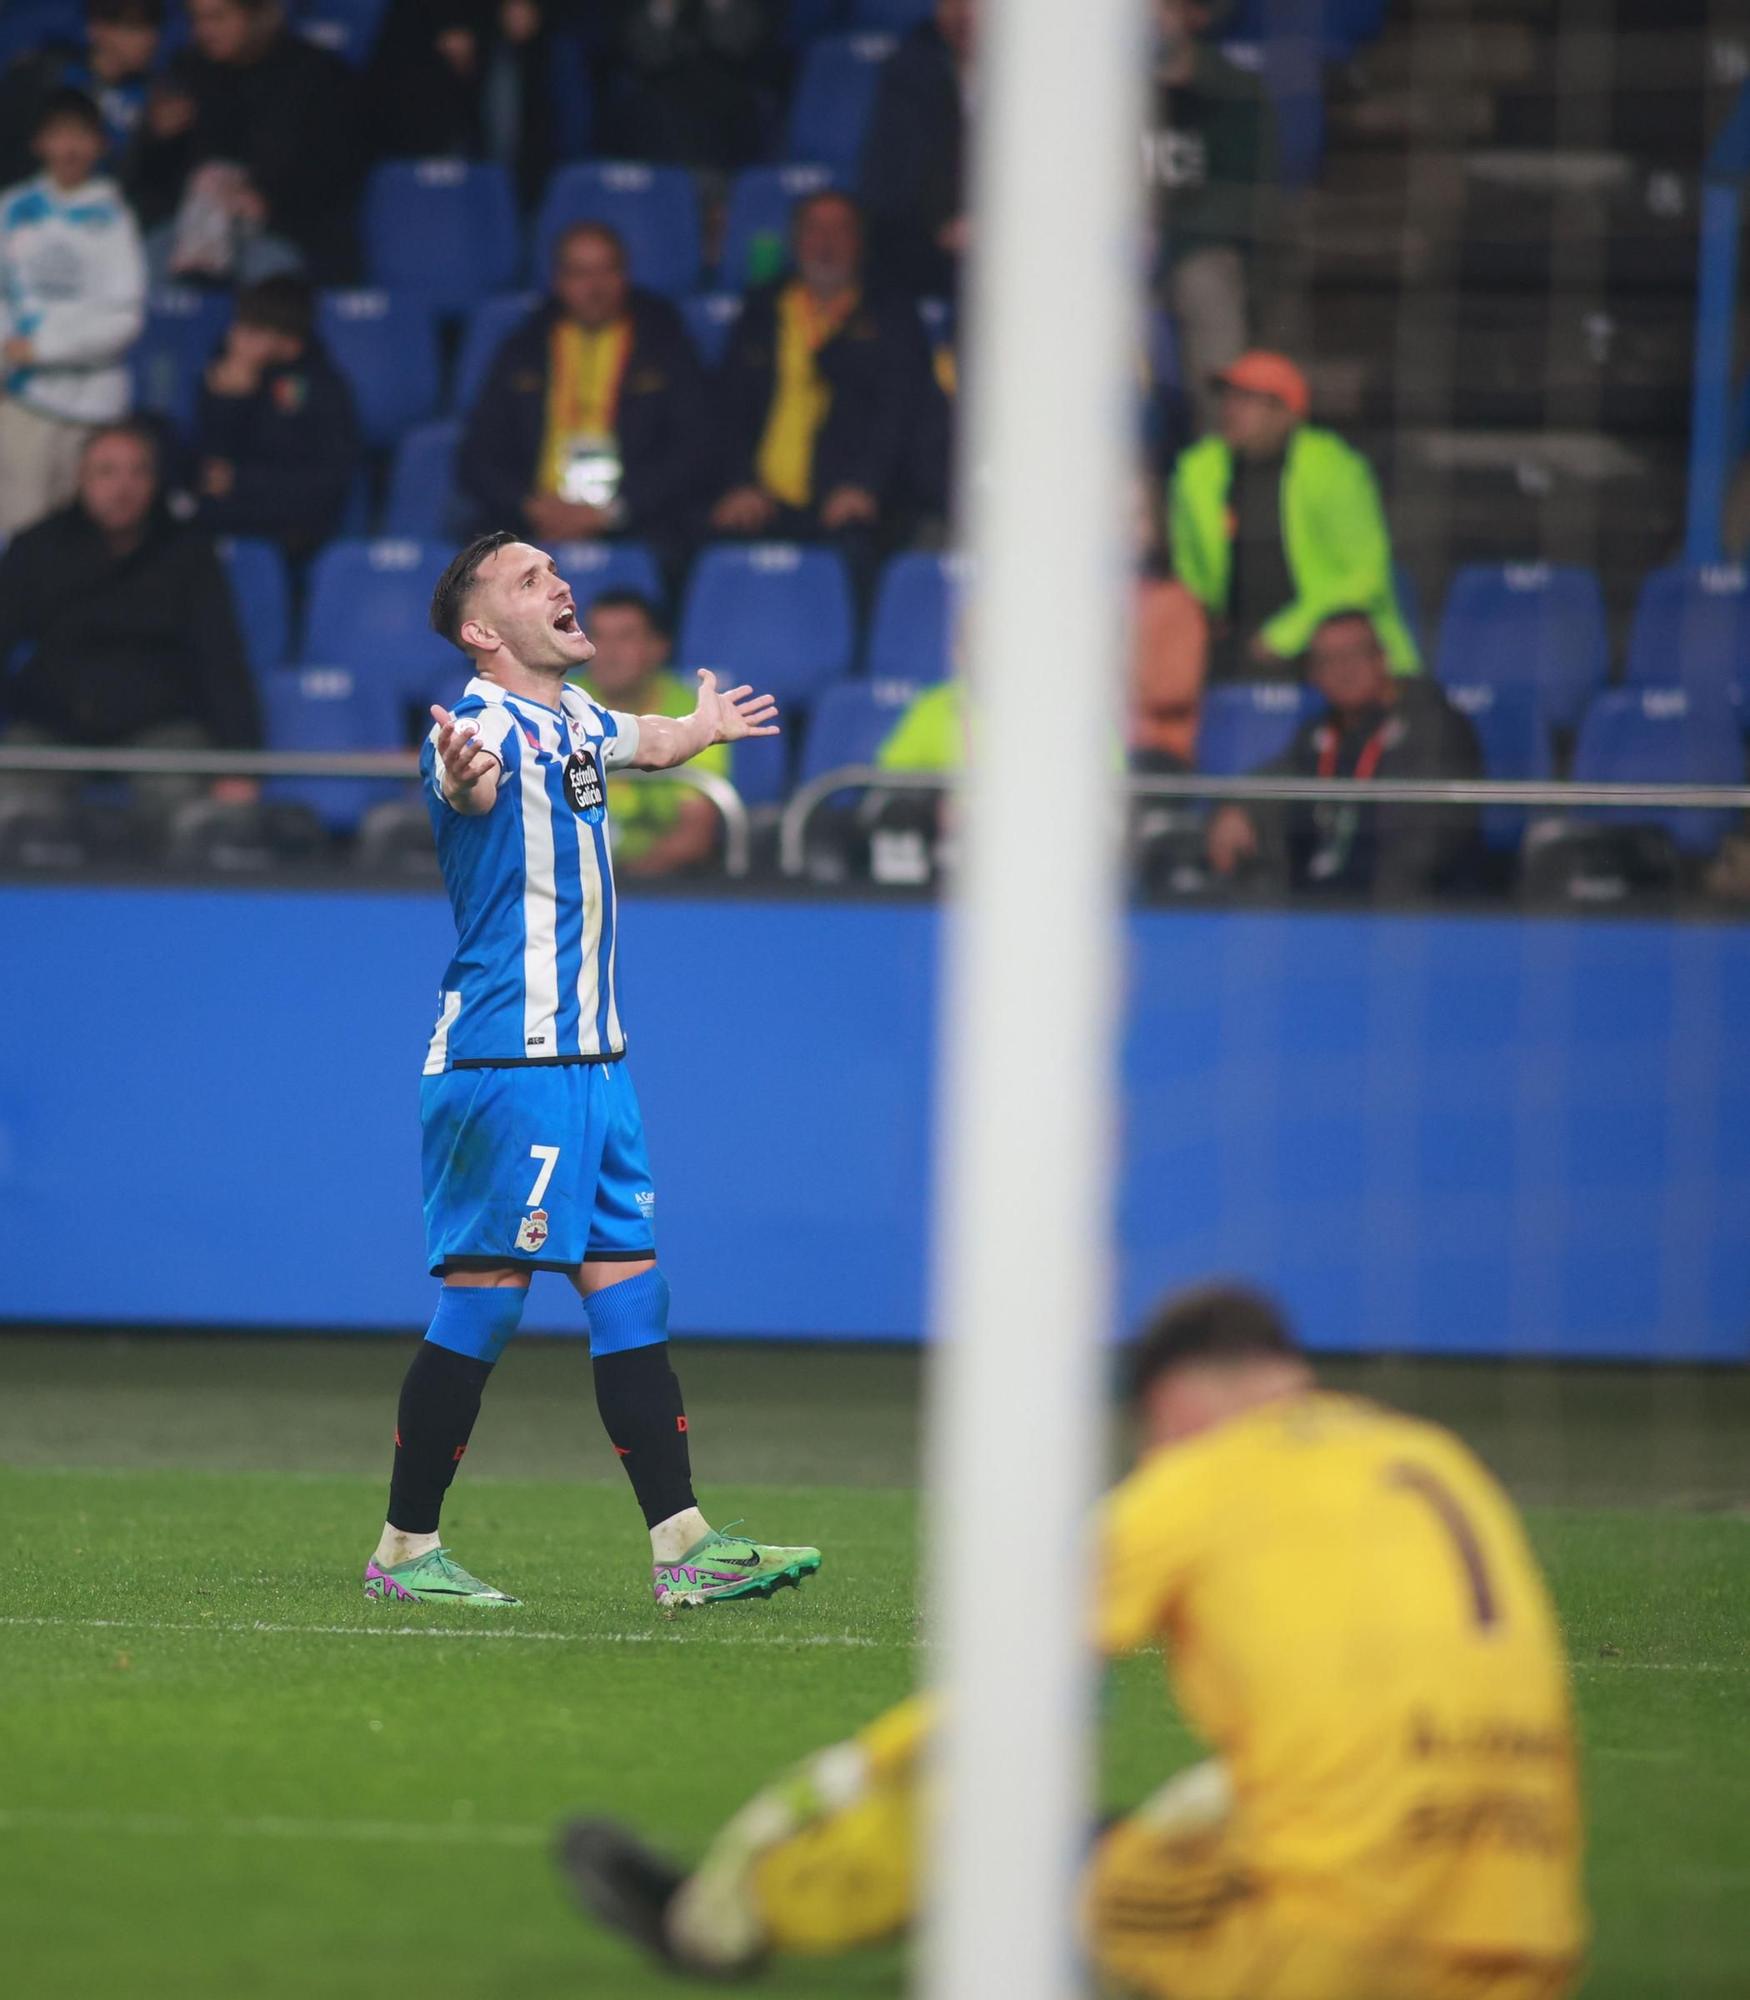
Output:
[420, 1059, 656, 1275]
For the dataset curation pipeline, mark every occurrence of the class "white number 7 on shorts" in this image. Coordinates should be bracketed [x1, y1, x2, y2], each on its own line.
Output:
[526, 1144, 561, 1207]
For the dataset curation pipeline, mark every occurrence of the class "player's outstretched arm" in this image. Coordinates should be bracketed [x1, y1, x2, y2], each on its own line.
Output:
[630, 669, 780, 771]
[430, 704, 503, 814]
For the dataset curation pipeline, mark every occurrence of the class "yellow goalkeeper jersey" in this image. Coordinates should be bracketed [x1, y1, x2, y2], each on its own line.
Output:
[1099, 1391, 1586, 1961]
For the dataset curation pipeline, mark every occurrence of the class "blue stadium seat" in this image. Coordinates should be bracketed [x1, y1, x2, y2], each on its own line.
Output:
[362, 160, 519, 314]
[0, 1, 82, 68]
[1571, 688, 1746, 856]
[451, 291, 540, 414]
[719, 164, 840, 287]
[216, 537, 293, 681]
[866, 551, 966, 682]
[725, 733, 793, 810]
[383, 422, 463, 541]
[292, 0, 389, 65]
[678, 543, 856, 703]
[317, 290, 441, 448]
[1442, 683, 1552, 851]
[784, 35, 897, 174]
[1434, 563, 1609, 733]
[260, 666, 406, 832]
[1194, 682, 1322, 774]
[553, 541, 666, 613]
[681, 292, 744, 370]
[800, 677, 921, 784]
[130, 287, 233, 437]
[1624, 563, 1750, 709]
[303, 539, 457, 698]
[532, 163, 702, 298]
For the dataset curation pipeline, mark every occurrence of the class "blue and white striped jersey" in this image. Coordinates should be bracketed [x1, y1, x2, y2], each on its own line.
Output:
[420, 677, 642, 1072]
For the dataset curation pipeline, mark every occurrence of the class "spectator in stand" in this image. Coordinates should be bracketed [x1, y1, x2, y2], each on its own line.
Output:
[0, 0, 166, 187]
[709, 192, 945, 578]
[0, 421, 259, 817]
[0, 89, 146, 540]
[1170, 350, 1419, 682]
[458, 221, 707, 570]
[1146, 0, 1277, 434]
[131, 0, 362, 285]
[363, 1, 557, 207]
[860, 0, 976, 301]
[191, 275, 360, 559]
[569, 591, 726, 877]
[604, 0, 781, 172]
[1132, 565, 1210, 776]
[1203, 609, 1480, 899]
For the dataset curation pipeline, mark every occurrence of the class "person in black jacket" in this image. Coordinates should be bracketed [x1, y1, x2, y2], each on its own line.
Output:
[859, 0, 975, 301]
[192, 275, 360, 558]
[708, 192, 946, 573]
[1204, 610, 1483, 900]
[0, 420, 258, 814]
[457, 221, 708, 567]
[130, 0, 361, 284]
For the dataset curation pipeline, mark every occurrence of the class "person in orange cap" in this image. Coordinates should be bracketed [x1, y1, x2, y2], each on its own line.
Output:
[1168, 349, 1420, 681]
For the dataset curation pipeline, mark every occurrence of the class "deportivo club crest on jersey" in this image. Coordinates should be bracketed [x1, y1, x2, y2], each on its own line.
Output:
[515, 1208, 550, 1252]
[563, 747, 606, 822]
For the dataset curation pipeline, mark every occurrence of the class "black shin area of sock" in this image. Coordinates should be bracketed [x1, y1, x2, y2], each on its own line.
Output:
[592, 1343, 696, 1530]
[386, 1342, 495, 1536]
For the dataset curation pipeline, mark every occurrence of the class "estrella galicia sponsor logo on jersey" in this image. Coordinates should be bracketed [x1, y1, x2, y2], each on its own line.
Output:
[563, 747, 606, 822]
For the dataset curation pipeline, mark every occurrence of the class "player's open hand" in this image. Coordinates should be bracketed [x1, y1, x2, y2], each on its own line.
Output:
[430, 704, 498, 798]
[694, 669, 780, 745]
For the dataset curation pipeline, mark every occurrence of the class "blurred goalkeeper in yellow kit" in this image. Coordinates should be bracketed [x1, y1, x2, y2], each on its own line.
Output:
[561, 1284, 1587, 1999]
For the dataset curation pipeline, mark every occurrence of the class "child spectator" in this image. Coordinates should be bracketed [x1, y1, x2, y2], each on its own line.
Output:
[0, 89, 146, 539]
[191, 275, 361, 558]
[0, 1, 166, 186]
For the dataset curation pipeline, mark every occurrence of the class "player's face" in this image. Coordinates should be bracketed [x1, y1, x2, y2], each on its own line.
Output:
[465, 542, 596, 673]
[79, 432, 157, 536]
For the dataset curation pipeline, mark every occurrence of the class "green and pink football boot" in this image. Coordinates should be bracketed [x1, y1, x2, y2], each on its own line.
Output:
[363, 1547, 519, 1606]
[652, 1526, 822, 1610]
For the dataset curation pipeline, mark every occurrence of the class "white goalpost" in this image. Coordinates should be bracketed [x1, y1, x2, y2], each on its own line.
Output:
[923, 0, 1145, 1994]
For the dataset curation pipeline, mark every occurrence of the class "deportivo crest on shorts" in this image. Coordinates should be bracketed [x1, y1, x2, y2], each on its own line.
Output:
[515, 1208, 550, 1252]
[563, 747, 606, 823]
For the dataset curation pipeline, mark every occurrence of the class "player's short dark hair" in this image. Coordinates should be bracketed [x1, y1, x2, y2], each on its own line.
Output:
[234, 274, 314, 342]
[33, 87, 105, 140]
[586, 588, 666, 634]
[1127, 1283, 1301, 1402]
[431, 530, 519, 651]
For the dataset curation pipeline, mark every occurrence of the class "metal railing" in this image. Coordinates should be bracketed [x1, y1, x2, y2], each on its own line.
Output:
[0, 747, 755, 879]
[776, 766, 1750, 877]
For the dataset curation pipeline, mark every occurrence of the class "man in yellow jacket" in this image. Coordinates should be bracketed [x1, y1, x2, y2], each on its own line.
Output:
[562, 1283, 1587, 2000]
[1171, 350, 1419, 679]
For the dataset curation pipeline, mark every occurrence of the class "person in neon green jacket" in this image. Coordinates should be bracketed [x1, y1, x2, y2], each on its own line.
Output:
[1169, 350, 1419, 678]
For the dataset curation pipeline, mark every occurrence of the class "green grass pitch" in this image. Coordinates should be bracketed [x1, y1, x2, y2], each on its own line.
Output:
[1, 1333, 1745, 1999]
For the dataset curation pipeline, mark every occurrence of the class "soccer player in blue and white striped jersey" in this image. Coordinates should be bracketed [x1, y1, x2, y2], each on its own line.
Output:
[362, 531, 821, 1611]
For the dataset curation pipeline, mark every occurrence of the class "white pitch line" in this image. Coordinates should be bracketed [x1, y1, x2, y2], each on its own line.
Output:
[0, 1613, 891, 1650]
[0, 1806, 544, 1849]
